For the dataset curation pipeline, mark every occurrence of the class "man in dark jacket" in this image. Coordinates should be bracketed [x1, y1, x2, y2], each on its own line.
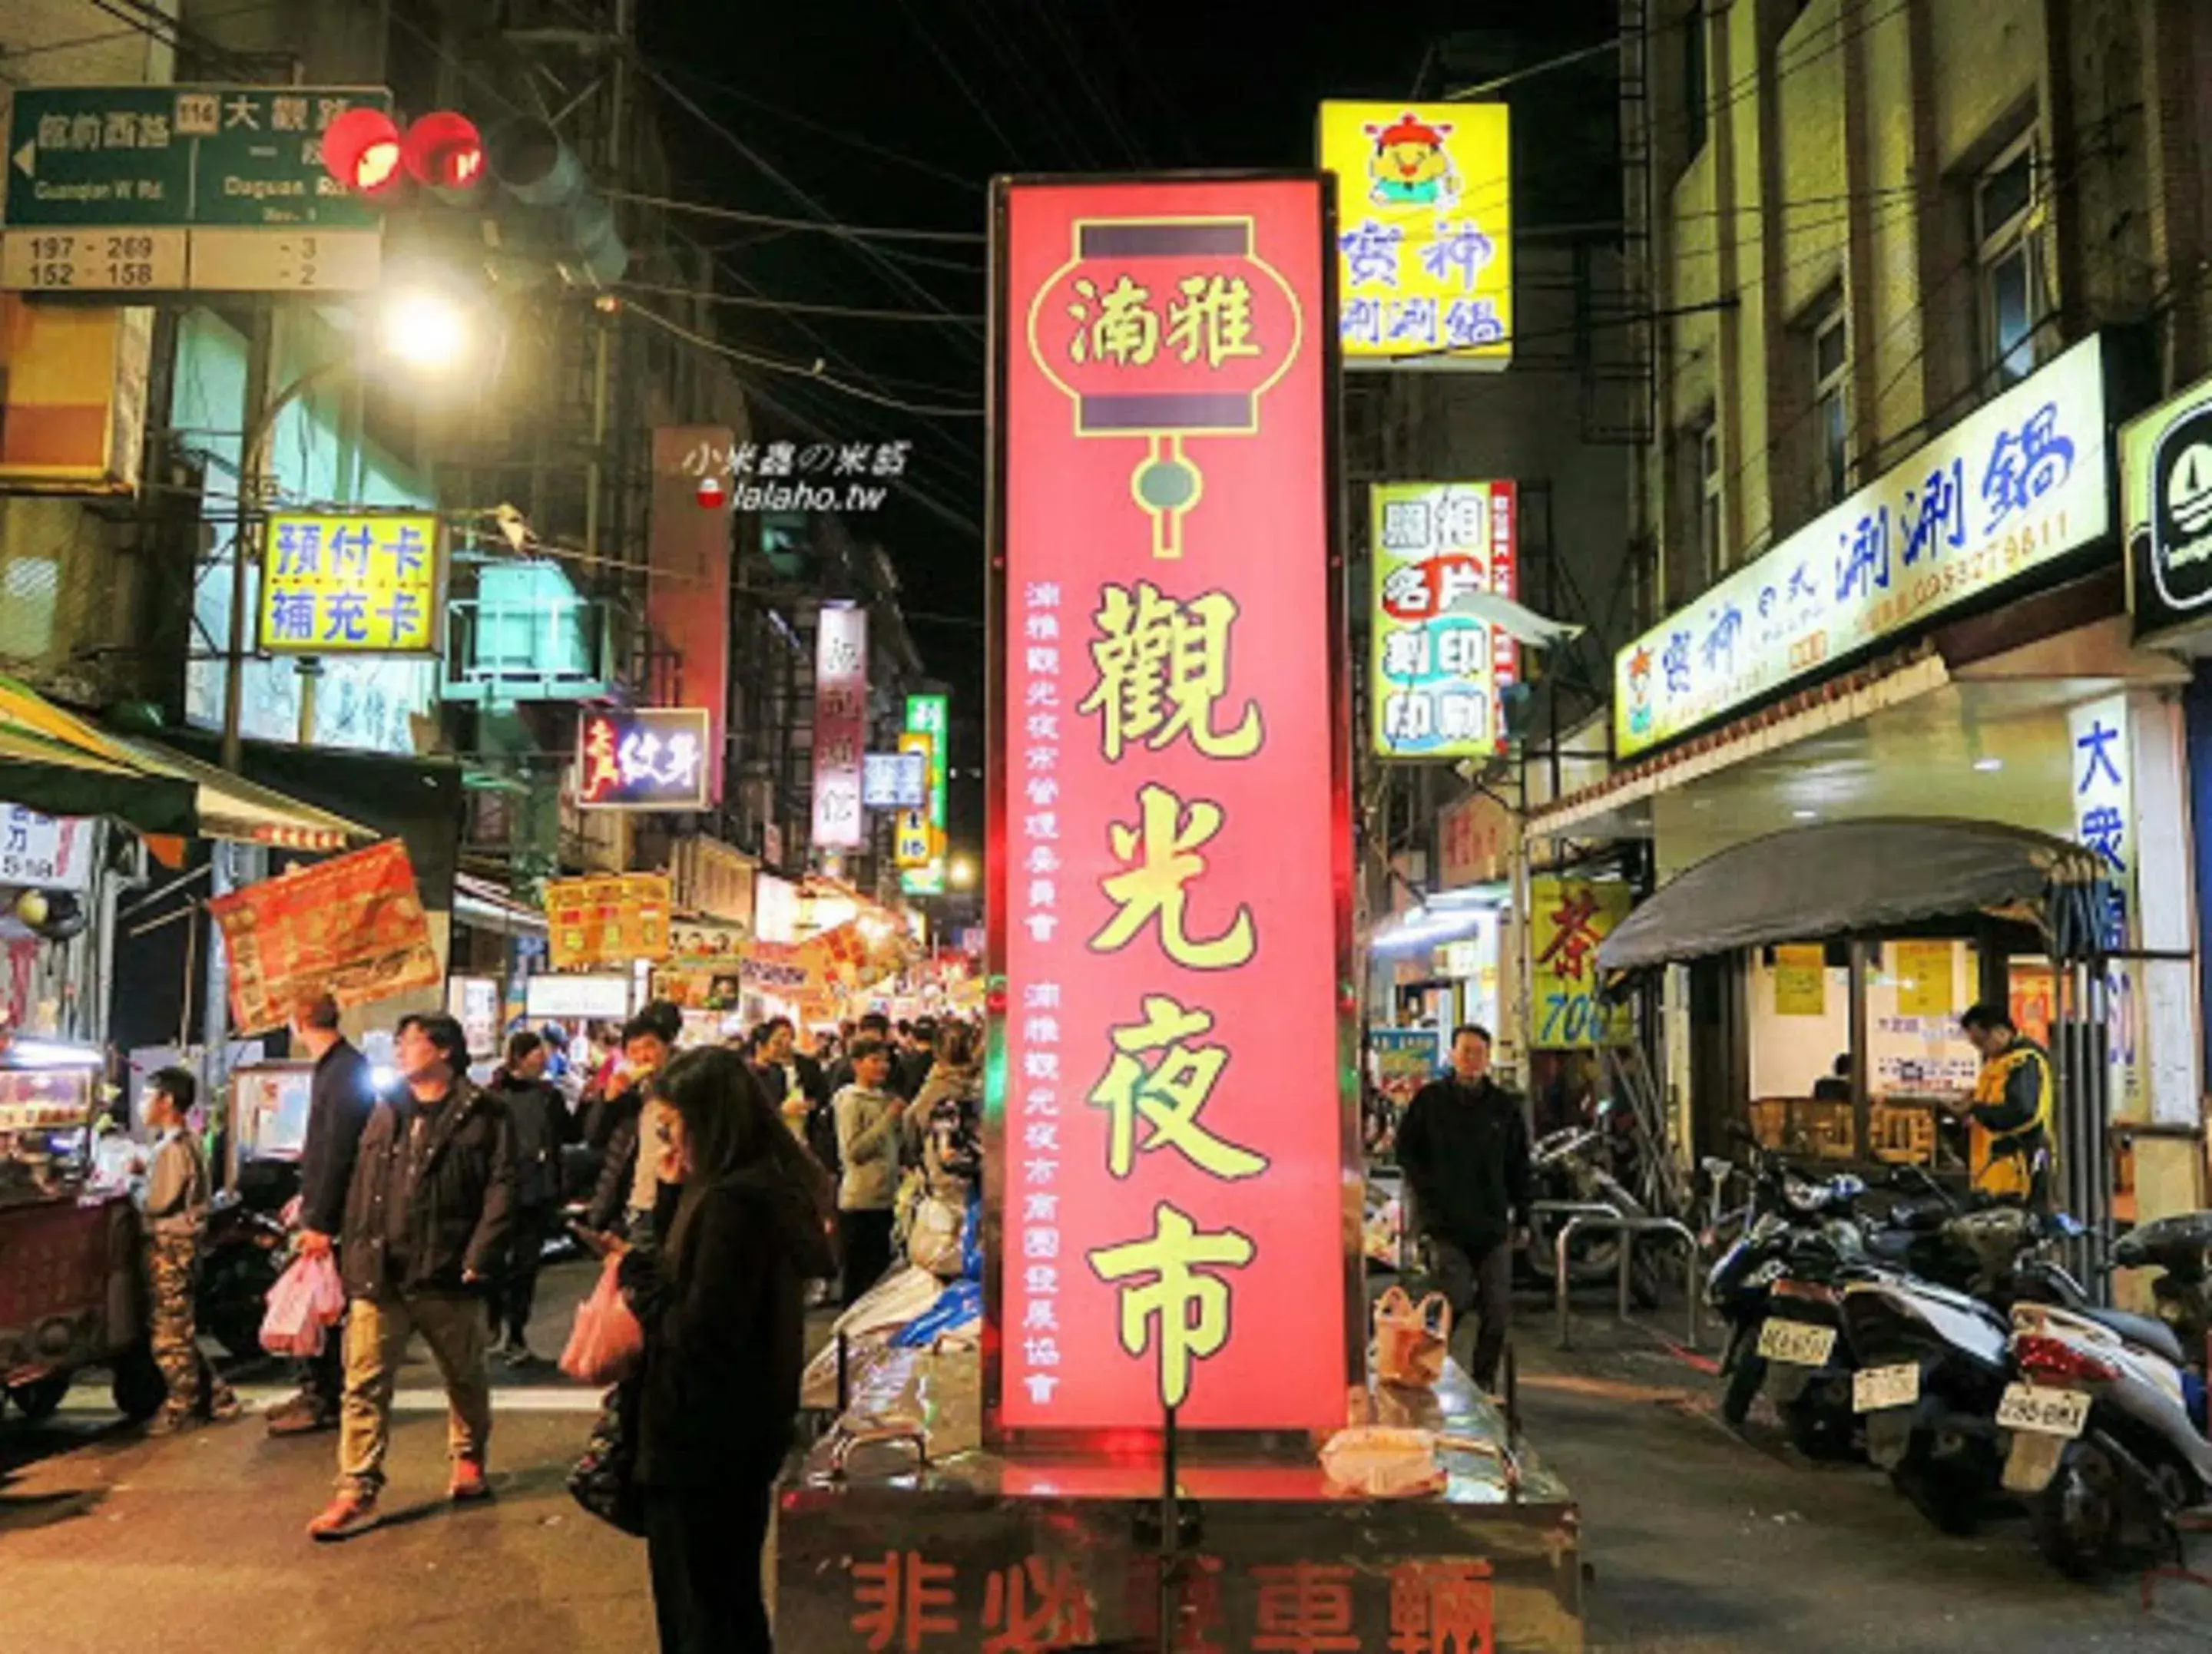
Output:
[307, 1013, 515, 1540]
[267, 991, 376, 1437]
[485, 1029, 571, 1364]
[1395, 1024, 1532, 1391]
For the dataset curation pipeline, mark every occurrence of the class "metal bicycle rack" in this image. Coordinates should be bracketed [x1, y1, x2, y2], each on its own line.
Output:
[1543, 1203, 1702, 1351]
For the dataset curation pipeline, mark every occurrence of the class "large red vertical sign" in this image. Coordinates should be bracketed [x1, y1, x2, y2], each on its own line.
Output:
[988, 176, 1352, 1437]
[648, 426, 733, 803]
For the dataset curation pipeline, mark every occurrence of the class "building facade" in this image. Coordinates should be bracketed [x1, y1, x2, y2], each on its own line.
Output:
[1533, 0, 2212, 1235]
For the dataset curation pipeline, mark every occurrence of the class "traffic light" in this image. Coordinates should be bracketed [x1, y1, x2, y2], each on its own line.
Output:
[485, 117, 627, 285]
[399, 111, 484, 201]
[323, 107, 405, 198]
[322, 108, 625, 286]
[322, 108, 482, 203]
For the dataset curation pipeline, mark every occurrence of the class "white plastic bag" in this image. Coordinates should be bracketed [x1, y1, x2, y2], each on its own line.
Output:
[906, 1196, 965, 1279]
[1318, 1426, 1447, 1498]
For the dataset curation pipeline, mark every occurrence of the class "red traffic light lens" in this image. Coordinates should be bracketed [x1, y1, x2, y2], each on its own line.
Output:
[323, 107, 403, 197]
[401, 111, 485, 194]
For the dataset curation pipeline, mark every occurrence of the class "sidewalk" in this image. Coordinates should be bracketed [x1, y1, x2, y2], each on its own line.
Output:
[1508, 1292, 2212, 1653]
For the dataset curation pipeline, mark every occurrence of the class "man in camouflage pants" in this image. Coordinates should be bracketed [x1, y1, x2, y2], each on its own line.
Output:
[140, 1067, 237, 1432]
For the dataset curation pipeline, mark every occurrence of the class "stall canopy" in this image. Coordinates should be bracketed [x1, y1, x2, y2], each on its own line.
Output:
[0, 676, 368, 850]
[1597, 817, 2104, 972]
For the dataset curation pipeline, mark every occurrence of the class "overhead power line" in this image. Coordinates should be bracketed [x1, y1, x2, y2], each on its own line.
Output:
[614, 279, 983, 325]
[625, 302, 985, 419]
[606, 188, 985, 245]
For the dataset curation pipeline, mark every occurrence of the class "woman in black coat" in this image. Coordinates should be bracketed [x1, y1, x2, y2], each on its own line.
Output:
[601, 1047, 835, 1654]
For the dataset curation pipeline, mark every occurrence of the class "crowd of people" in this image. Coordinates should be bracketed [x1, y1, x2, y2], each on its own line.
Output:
[127, 986, 982, 1654]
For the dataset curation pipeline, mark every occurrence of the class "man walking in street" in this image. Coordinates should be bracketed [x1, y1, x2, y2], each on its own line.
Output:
[832, 1034, 902, 1307]
[1395, 1024, 1532, 1391]
[267, 991, 376, 1437]
[484, 1029, 570, 1365]
[308, 1014, 515, 1540]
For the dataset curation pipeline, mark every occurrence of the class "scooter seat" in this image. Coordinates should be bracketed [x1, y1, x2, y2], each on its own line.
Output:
[2078, 1305, 2187, 1368]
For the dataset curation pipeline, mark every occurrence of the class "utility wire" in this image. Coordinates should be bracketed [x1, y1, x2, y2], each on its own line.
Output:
[655, 65, 984, 195]
[892, 0, 1025, 164]
[625, 303, 983, 418]
[604, 188, 985, 244]
[614, 278, 982, 324]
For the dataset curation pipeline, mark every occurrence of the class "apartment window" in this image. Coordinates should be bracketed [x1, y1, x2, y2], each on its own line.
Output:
[1975, 137, 2040, 385]
[1683, 5, 1709, 159]
[1697, 418, 1724, 583]
[1813, 309, 1849, 506]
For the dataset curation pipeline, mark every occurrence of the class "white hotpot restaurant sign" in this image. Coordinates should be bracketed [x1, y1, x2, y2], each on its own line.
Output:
[1615, 337, 2109, 758]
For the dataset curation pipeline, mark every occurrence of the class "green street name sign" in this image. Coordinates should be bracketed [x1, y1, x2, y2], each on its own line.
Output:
[1, 84, 391, 293]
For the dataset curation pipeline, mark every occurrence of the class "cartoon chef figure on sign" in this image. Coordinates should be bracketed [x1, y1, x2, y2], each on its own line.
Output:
[1365, 111, 1462, 208]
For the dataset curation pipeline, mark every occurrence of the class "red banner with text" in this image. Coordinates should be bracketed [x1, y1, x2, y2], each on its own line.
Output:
[991, 176, 1347, 1436]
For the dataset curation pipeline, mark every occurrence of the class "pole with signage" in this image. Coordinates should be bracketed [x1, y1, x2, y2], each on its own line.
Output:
[989, 174, 1353, 1441]
[2, 85, 391, 294]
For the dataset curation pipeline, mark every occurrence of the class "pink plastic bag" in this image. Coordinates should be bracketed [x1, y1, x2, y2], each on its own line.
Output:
[560, 1255, 644, 1385]
[259, 1252, 344, 1358]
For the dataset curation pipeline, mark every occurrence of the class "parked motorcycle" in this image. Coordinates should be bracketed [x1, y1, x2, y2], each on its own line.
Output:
[197, 1193, 286, 1363]
[1999, 1215, 2212, 1579]
[1704, 1139, 1869, 1430]
[1841, 1207, 2090, 1533]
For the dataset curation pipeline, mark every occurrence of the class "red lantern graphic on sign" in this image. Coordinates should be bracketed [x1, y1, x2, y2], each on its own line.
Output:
[1027, 217, 1303, 560]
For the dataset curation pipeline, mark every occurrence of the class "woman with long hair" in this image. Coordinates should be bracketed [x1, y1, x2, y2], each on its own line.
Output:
[611, 1047, 835, 1654]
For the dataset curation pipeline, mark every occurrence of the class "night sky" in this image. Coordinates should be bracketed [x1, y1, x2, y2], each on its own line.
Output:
[631, 1, 1604, 850]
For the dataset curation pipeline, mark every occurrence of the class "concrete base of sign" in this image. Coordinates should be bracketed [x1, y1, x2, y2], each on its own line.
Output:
[777, 1345, 1583, 1651]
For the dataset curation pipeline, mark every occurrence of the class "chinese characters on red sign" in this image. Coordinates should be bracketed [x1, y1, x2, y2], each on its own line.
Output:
[992, 177, 1348, 1434]
[813, 604, 869, 850]
[844, 1550, 1492, 1654]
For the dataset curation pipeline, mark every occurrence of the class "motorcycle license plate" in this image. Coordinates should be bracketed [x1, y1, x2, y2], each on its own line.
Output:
[1996, 1383, 2090, 1439]
[1852, 1362, 1919, 1413]
[1755, 1318, 1836, 1367]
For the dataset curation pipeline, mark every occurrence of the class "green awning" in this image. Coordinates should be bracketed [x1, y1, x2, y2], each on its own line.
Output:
[0, 726, 197, 835]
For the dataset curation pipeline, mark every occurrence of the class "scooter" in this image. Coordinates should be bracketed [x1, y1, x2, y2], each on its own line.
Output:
[1705, 1139, 1869, 1430]
[1525, 1118, 1664, 1305]
[1840, 1207, 2091, 1533]
[1999, 1234, 2212, 1579]
[197, 1193, 286, 1363]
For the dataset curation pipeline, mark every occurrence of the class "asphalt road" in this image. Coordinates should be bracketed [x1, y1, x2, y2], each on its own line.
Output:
[2, 1269, 2207, 1652]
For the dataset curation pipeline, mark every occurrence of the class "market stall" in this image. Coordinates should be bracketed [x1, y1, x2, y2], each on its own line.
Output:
[0, 1038, 161, 1424]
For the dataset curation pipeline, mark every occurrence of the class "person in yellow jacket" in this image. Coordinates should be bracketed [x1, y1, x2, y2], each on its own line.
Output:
[1949, 1002, 2056, 1210]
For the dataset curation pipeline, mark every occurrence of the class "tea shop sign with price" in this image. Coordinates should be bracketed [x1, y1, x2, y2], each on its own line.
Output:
[575, 708, 712, 812]
[2, 84, 390, 294]
[994, 174, 1351, 1437]
[1614, 334, 2111, 759]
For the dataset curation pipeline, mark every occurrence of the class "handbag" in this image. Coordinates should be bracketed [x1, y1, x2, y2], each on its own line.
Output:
[1371, 1285, 1452, 1388]
[559, 1253, 645, 1385]
[568, 1381, 645, 1536]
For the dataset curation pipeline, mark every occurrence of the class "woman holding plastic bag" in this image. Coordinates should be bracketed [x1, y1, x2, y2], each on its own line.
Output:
[582, 1047, 835, 1654]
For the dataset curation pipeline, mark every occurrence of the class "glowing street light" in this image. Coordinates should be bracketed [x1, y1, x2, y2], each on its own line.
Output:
[373, 283, 479, 375]
[949, 855, 976, 890]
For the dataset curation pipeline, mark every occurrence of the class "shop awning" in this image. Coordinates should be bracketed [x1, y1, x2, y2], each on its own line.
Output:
[455, 872, 548, 937]
[0, 678, 369, 849]
[1597, 817, 2103, 972]
[0, 680, 200, 835]
[110, 736, 373, 852]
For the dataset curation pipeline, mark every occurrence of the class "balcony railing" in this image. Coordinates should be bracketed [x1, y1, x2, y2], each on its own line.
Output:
[441, 594, 618, 705]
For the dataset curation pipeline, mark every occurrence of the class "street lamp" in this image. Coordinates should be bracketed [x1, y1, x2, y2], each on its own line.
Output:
[949, 855, 976, 891]
[219, 280, 486, 769]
